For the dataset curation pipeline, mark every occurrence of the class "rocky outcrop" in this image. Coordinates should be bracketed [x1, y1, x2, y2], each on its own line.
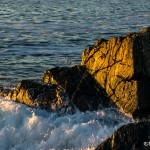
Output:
[95, 121, 150, 150]
[1, 27, 150, 118]
[0, 66, 110, 112]
[0, 27, 149, 150]
[0, 80, 68, 111]
[81, 27, 150, 118]
[42, 65, 111, 111]
[0, 27, 150, 150]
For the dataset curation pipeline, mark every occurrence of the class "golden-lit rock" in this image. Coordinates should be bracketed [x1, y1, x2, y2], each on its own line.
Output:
[1, 80, 68, 111]
[81, 27, 150, 117]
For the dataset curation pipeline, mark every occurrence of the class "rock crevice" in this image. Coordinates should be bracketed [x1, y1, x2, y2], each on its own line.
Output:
[0, 27, 149, 118]
[81, 27, 150, 117]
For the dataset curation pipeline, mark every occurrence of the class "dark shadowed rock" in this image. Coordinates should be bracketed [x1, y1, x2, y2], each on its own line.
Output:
[0, 66, 111, 112]
[95, 121, 150, 150]
[81, 27, 150, 118]
[42, 65, 111, 111]
[0, 87, 11, 97]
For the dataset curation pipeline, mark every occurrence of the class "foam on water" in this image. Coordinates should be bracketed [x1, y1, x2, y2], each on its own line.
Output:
[0, 97, 132, 150]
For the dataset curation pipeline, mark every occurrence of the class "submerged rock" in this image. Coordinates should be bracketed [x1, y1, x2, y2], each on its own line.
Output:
[42, 65, 111, 111]
[81, 27, 150, 118]
[95, 121, 150, 150]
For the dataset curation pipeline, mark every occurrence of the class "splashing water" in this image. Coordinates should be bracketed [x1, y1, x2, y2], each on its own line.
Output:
[0, 97, 132, 150]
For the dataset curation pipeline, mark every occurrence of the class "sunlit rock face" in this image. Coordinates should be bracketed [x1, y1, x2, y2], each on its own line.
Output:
[0, 27, 149, 118]
[81, 27, 150, 118]
[42, 65, 111, 112]
[95, 121, 150, 150]
[0, 80, 68, 112]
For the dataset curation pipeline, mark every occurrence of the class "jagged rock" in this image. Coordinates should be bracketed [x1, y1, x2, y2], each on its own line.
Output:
[95, 121, 150, 150]
[81, 27, 150, 118]
[42, 65, 111, 111]
[0, 87, 11, 97]
[0, 66, 110, 112]
[0, 80, 68, 111]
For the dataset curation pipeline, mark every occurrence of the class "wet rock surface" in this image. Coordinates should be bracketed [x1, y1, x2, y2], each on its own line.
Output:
[0, 80, 68, 112]
[1, 27, 149, 117]
[95, 121, 150, 150]
[81, 27, 150, 118]
[42, 65, 111, 111]
[0, 27, 150, 150]
[0, 66, 111, 112]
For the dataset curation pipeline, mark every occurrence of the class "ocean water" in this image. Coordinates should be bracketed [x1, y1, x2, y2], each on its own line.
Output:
[0, 97, 131, 150]
[0, 0, 150, 86]
[0, 0, 149, 149]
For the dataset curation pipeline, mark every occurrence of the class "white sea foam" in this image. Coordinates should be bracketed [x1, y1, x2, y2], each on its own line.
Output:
[0, 97, 132, 150]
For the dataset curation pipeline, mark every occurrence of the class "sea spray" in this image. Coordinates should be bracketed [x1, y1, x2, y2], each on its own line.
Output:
[0, 97, 132, 150]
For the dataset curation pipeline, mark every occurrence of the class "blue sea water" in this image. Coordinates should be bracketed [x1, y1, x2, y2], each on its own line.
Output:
[0, 0, 150, 86]
[0, 98, 131, 149]
[0, 0, 149, 149]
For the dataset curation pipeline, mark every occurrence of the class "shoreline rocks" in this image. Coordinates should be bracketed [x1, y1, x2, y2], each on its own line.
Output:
[95, 121, 150, 150]
[0, 27, 149, 118]
[81, 27, 150, 118]
[0, 26, 150, 150]
[0, 80, 68, 111]
[42, 65, 111, 111]
[0, 66, 111, 113]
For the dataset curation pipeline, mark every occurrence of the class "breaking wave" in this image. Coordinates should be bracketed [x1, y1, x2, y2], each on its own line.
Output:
[0, 97, 132, 150]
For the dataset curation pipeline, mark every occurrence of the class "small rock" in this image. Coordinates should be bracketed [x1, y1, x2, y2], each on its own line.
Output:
[1, 80, 68, 112]
[95, 121, 150, 150]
